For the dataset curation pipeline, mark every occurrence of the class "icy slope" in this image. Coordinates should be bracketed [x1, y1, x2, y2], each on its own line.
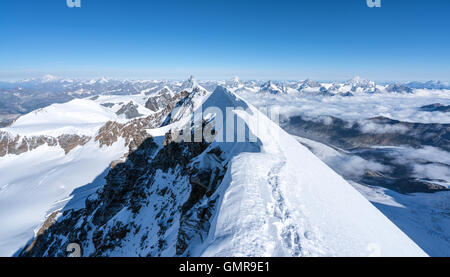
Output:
[0, 139, 127, 257]
[201, 91, 427, 257]
[291, 137, 449, 256]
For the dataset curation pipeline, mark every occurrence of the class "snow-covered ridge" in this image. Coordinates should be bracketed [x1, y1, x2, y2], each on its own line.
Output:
[4, 96, 158, 137]
[13, 86, 427, 257]
[4, 99, 118, 137]
[201, 87, 426, 257]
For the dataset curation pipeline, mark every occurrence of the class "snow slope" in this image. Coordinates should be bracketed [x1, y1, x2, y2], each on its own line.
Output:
[353, 183, 450, 257]
[5, 99, 118, 136]
[0, 139, 127, 256]
[200, 91, 426, 256]
[292, 135, 449, 256]
[93, 95, 155, 118]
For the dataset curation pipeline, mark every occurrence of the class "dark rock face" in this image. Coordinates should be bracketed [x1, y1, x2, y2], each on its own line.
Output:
[116, 101, 143, 119]
[18, 122, 233, 257]
[420, 103, 450, 113]
[145, 88, 173, 112]
[95, 108, 168, 150]
[89, 137, 159, 229]
[177, 147, 226, 255]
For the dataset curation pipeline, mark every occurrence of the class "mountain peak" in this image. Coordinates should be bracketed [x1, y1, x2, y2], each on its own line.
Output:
[202, 85, 248, 111]
[298, 79, 321, 91]
[347, 76, 374, 86]
[226, 76, 241, 88]
[351, 75, 361, 82]
[260, 81, 284, 94]
[179, 75, 202, 92]
[42, 75, 59, 83]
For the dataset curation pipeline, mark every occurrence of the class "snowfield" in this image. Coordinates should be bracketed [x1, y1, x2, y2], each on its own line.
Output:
[5, 96, 155, 137]
[200, 97, 426, 257]
[5, 99, 118, 137]
[353, 183, 450, 257]
[295, 136, 450, 256]
[0, 139, 127, 256]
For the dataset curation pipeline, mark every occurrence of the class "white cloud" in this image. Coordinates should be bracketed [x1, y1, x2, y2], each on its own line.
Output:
[413, 164, 450, 182]
[359, 122, 409, 134]
[295, 136, 389, 178]
[238, 89, 450, 124]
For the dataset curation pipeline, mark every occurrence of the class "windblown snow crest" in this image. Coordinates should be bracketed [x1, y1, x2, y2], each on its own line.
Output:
[17, 86, 427, 257]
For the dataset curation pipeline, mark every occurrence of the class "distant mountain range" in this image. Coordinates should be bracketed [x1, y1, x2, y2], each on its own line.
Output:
[1, 75, 449, 127]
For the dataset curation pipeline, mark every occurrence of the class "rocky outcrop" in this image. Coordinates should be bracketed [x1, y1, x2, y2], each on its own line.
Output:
[18, 120, 233, 257]
[25, 211, 61, 253]
[115, 101, 143, 119]
[95, 108, 169, 154]
[177, 147, 226, 255]
[145, 87, 174, 112]
[0, 131, 90, 157]
[58, 135, 91, 154]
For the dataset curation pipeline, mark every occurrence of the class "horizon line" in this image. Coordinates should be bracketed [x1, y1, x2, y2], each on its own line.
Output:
[1, 74, 449, 84]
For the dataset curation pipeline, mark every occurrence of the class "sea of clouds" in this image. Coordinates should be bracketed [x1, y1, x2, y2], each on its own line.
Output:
[237, 89, 450, 125]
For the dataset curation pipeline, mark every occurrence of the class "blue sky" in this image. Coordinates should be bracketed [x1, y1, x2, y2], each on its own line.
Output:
[1, 0, 449, 81]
